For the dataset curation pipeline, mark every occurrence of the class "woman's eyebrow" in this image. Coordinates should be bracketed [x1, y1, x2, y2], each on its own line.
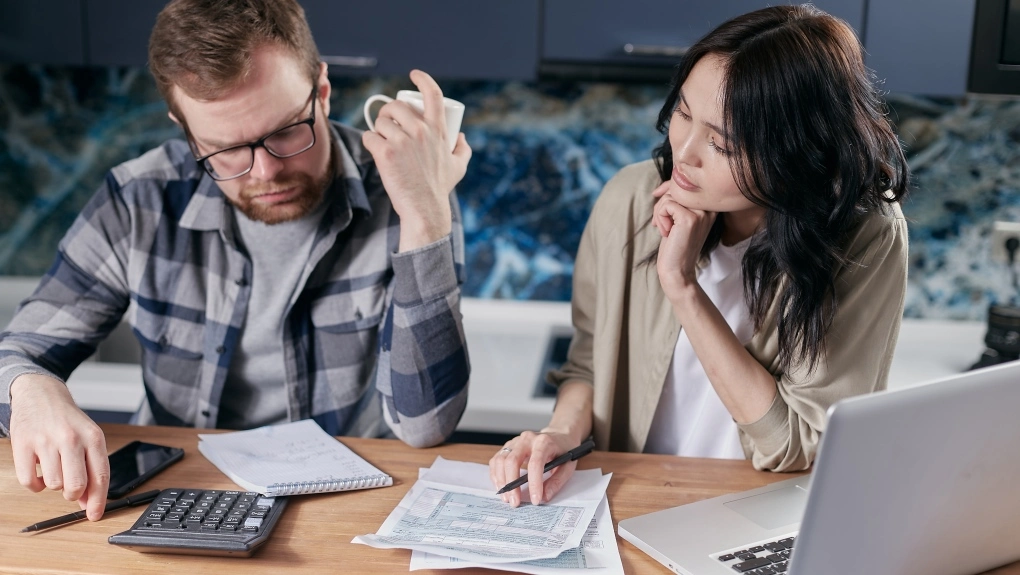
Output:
[679, 90, 726, 136]
[703, 118, 725, 135]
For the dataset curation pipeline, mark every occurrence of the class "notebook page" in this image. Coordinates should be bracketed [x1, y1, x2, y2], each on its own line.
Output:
[198, 420, 389, 490]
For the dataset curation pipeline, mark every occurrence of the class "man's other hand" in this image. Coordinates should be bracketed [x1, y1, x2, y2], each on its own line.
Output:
[9, 374, 110, 520]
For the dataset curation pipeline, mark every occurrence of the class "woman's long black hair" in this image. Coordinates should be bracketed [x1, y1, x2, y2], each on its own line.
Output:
[650, 4, 908, 372]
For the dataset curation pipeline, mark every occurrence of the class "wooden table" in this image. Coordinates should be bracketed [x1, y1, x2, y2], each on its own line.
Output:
[1, 423, 1017, 574]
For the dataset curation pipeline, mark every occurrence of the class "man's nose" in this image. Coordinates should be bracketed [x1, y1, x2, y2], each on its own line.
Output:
[249, 147, 285, 181]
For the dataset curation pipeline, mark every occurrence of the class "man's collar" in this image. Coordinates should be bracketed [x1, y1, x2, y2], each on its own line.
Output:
[178, 120, 372, 232]
[328, 121, 372, 215]
[178, 173, 227, 231]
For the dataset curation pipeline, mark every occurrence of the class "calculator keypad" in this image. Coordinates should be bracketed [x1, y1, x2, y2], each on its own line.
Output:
[139, 489, 272, 533]
[109, 488, 288, 557]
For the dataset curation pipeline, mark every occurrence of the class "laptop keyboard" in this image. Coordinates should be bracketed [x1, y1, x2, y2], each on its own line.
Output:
[712, 535, 796, 573]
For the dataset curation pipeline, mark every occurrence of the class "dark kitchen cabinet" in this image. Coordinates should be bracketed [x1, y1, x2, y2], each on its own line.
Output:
[78, 0, 540, 80]
[0, 0, 982, 96]
[864, 0, 976, 96]
[0, 0, 85, 65]
[541, 0, 865, 68]
[84, 0, 165, 66]
[302, 0, 539, 80]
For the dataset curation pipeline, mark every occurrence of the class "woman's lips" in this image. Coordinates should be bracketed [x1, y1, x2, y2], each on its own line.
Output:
[672, 166, 698, 191]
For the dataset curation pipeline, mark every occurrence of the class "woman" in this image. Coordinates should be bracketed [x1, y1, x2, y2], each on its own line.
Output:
[490, 4, 909, 507]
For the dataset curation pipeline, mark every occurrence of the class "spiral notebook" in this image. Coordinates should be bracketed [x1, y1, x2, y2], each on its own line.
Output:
[197, 419, 393, 496]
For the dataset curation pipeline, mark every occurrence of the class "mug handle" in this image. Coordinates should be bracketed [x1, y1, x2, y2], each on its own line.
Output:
[363, 94, 394, 132]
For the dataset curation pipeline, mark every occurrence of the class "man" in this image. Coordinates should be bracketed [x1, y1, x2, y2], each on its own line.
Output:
[0, 0, 471, 522]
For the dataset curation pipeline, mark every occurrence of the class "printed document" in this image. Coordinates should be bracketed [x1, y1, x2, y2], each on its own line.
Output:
[408, 459, 622, 573]
[353, 457, 612, 565]
[410, 495, 623, 574]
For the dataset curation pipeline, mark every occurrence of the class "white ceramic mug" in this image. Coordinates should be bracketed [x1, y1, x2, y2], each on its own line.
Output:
[363, 90, 465, 152]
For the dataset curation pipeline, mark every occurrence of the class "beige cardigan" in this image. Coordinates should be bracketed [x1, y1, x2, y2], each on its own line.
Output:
[548, 160, 908, 472]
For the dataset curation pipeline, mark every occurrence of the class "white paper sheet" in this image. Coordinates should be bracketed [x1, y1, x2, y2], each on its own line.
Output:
[409, 495, 624, 574]
[197, 420, 391, 495]
[353, 457, 611, 565]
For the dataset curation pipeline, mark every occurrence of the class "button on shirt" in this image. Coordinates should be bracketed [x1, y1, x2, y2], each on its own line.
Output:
[0, 122, 469, 448]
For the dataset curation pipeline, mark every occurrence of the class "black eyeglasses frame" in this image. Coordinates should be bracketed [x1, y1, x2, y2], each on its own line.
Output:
[193, 84, 319, 181]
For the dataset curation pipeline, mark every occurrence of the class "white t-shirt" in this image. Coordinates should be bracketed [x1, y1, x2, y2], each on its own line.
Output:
[644, 238, 755, 459]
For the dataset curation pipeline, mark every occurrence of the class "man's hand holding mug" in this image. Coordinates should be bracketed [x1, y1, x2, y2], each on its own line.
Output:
[361, 69, 470, 251]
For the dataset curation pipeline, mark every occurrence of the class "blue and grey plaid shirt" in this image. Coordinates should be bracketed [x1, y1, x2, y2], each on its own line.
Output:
[0, 122, 469, 447]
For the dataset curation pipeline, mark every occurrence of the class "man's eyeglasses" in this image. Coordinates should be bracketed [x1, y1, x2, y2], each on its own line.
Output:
[193, 85, 318, 181]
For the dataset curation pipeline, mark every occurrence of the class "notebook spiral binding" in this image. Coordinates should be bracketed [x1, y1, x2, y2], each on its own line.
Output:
[267, 474, 392, 496]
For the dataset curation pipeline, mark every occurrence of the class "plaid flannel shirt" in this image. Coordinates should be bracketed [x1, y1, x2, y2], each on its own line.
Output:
[0, 122, 469, 447]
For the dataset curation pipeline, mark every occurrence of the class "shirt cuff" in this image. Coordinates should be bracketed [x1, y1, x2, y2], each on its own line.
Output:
[0, 364, 63, 435]
[736, 390, 791, 457]
[391, 234, 459, 306]
[2, 364, 62, 403]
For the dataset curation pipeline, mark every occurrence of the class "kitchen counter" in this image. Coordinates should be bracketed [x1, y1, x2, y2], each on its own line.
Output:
[458, 300, 992, 434]
[55, 298, 990, 436]
[0, 276, 993, 435]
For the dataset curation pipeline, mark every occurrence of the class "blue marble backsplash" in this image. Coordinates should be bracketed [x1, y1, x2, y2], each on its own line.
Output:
[1, 65, 1019, 319]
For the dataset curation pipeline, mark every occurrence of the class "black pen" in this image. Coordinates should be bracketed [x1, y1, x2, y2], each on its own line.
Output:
[20, 489, 161, 533]
[497, 437, 596, 495]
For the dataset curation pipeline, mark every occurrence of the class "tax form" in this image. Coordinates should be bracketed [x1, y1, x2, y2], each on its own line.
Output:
[353, 457, 612, 565]
[410, 495, 623, 574]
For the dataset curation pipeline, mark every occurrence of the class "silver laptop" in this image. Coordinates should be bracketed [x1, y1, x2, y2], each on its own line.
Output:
[618, 359, 1020, 575]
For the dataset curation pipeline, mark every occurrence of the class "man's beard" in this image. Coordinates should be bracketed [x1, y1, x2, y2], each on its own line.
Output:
[229, 169, 330, 225]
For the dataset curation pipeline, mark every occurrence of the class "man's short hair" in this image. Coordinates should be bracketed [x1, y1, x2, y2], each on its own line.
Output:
[148, 0, 321, 121]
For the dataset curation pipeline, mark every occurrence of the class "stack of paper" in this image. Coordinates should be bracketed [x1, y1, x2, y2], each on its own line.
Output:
[354, 457, 623, 574]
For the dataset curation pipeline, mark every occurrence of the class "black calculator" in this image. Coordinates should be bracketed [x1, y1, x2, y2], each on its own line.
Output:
[109, 488, 288, 557]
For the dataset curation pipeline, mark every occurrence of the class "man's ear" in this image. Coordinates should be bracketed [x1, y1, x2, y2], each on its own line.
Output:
[317, 61, 332, 118]
[168, 111, 181, 126]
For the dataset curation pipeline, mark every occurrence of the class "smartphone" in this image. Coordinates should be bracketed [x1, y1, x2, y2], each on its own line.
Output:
[107, 441, 185, 498]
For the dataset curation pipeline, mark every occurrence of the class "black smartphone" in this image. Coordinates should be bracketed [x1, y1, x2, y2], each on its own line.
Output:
[107, 441, 185, 499]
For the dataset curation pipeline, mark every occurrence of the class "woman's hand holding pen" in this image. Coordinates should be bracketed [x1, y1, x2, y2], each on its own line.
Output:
[489, 429, 579, 508]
